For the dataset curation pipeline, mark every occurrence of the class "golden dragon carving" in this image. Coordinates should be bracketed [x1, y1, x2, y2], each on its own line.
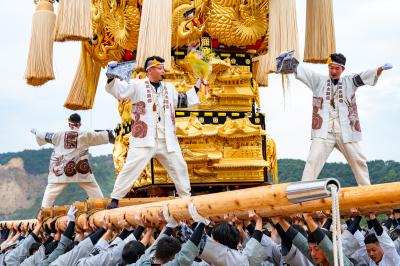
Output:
[205, 0, 268, 47]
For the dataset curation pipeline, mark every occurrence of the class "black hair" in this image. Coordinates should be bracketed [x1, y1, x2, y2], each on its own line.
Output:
[29, 242, 41, 256]
[307, 228, 332, 243]
[68, 113, 81, 124]
[364, 233, 380, 245]
[330, 53, 346, 66]
[122, 240, 146, 264]
[292, 224, 307, 238]
[154, 236, 181, 262]
[144, 56, 165, 71]
[212, 222, 241, 250]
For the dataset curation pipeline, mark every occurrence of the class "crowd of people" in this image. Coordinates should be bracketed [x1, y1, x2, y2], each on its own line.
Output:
[1, 206, 400, 266]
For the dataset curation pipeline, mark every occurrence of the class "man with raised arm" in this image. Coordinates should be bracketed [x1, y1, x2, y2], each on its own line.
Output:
[105, 56, 201, 208]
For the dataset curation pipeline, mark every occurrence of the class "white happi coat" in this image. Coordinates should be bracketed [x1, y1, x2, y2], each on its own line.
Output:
[295, 65, 380, 143]
[106, 77, 199, 152]
[35, 128, 109, 183]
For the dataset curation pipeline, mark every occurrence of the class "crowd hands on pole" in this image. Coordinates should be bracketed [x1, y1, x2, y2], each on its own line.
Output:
[1, 206, 400, 266]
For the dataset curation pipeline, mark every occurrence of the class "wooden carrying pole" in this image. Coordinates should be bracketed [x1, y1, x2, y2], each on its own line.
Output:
[85, 182, 400, 227]
[3, 182, 400, 228]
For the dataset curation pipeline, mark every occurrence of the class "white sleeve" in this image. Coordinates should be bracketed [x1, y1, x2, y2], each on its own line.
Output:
[350, 69, 379, 91]
[377, 231, 400, 265]
[105, 78, 137, 100]
[186, 87, 200, 106]
[294, 64, 325, 93]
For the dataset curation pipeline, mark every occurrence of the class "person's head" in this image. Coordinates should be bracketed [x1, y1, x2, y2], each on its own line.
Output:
[308, 232, 329, 265]
[68, 113, 81, 129]
[29, 242, 41, 256]
[154, 236, 181, 264]
[292, 224, 307, 238]
[364, 233, 384, 263]
[145, 56, 165, 83]
[121, 240, 146, 264]
[327, 53, 346, 80]
[212, 222, 241, 250]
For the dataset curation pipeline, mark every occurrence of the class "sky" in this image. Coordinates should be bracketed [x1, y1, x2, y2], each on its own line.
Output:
[0, 0, 399, 163]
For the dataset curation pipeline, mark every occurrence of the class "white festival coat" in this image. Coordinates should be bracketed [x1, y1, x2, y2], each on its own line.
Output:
[35, 129, 109, 183]
[106, 77, 199, 152]
[295, 65, 380, 143]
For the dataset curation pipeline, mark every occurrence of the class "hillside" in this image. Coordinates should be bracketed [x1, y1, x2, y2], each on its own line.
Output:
[0, 149, 399, 219]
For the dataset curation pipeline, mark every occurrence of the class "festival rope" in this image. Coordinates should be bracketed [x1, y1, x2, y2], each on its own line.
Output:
[328, 184, 344, 266]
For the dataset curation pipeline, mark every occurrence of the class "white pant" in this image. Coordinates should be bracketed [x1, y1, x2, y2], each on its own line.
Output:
[110, 139, 191, 199]
[41, 182, 104, 207]
[302, 132, 371, 186]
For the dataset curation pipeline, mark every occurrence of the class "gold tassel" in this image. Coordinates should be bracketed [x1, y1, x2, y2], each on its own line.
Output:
[64, 43, 101, 110]
[54, 0, 92, 42]
[24, 0, 56, 86]
[266, 137, 279, 184]
[136, 0, 172, 70]
[263, 0, 299, 74]
[304, 0, 336, 63]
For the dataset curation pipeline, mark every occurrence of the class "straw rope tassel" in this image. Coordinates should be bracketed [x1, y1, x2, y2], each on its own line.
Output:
[54, 0, 93, 42]
[24, 0, 56, 86]
[64, 43, 101, 110]
[304, 0, 336, 63]
[136, 0, 172, 70]
[264, 0, 299, 74]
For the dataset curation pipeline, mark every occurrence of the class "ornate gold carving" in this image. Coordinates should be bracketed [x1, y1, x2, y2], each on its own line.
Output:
[172, 0, 206, 48]
[85, 0, 141, 66]
[205, 0, 268, 47]
[154, 115, 267, 184]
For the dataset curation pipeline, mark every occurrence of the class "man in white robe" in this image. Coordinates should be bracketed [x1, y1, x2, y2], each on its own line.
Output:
[31, 113, 112, 207]
[294, 53, 393, 185]
[105, 56, 200, 208]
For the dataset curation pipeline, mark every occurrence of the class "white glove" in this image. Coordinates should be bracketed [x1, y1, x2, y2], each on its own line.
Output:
[188, 203, 210, 225]
[382, 63, 393, 70]
[30, 128, 37, 135]
[107, 61, 118, 68]
[195, 78, 202, 88]
[67, 206, 77, 223]
[163, 206, 178, 228]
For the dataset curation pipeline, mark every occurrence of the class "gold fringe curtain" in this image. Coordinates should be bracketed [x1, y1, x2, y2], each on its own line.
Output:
[54, 0, 93, 42]
[266, 137, 278, 184]
[303, 0, 336, 63]
[64, 43, 101, 110]
[24, 0, 56, 86]
[258, 0, 299, 76]
[136, 0, 172, 70]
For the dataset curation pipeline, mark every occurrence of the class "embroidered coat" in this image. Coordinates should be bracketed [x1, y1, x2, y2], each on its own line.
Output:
[295, 65, 380, 143]
[35, 128, 109, 183]
[106, 77, 199, 152]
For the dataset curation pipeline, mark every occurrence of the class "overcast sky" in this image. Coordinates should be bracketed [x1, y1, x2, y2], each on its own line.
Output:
[0, 0, 399, 163]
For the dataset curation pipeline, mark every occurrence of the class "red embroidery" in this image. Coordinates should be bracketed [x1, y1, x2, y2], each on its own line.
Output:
[133, 101, 146, 115]
[312, 97, 323, 129]
[49, 153, 65, 176]
[133, 120, 148, 138]
[345, 94, 361, 132]
[64, 161, 77, 177]
[131, 100, 148, 138]
[64, 131, 78, 149]
[76, 159, 91, 174]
